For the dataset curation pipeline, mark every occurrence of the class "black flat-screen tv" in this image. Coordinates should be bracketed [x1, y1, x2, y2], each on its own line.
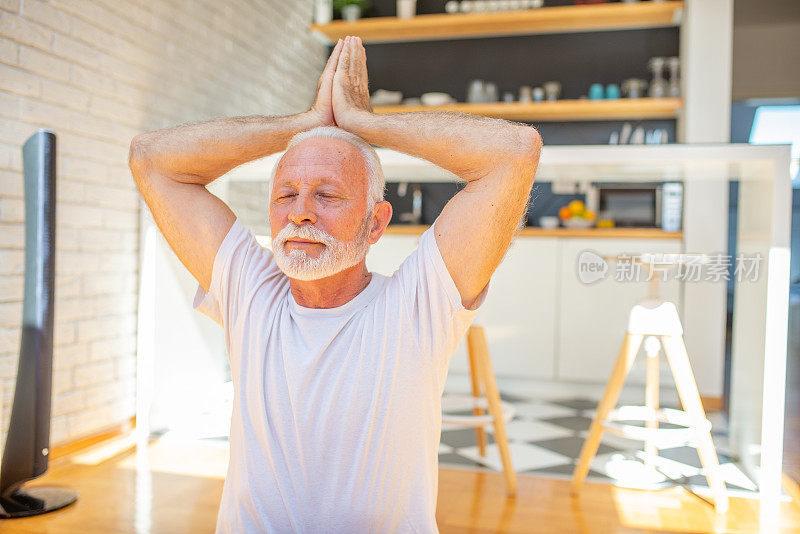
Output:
[0, 129, 78, 518]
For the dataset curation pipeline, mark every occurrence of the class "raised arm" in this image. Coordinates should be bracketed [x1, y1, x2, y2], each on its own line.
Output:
[333, 36, 542, 309]
[129, 40, 346, 292]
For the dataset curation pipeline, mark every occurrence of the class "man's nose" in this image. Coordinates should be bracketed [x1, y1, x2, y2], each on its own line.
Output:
[287, 190, 317, 225]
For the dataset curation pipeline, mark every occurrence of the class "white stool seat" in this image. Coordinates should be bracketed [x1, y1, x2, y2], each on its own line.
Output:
[627, 299, 684, 336]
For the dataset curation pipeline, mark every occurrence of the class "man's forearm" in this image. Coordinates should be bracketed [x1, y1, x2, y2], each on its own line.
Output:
[345, 110, 540, 182]
[129, 111, 320, 186]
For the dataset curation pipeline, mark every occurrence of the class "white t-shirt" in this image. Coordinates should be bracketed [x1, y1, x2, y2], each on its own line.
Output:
[192, 216, 489, 533]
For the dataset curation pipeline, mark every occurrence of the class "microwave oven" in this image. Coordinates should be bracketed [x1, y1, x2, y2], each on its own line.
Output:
[587, 182, 683, 230]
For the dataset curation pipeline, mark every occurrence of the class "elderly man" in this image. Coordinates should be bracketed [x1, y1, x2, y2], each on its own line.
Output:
[129, 36, 541, 533]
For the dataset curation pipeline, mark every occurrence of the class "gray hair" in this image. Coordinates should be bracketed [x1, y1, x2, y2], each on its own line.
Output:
[269, 125, 385, 210]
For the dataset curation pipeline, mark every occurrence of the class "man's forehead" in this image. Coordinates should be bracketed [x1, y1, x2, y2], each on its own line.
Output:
[274, 159, 349, 184]
[283, 137, 360, 164]
[279, 158, 344, 174]
[273, 137, 366, 184]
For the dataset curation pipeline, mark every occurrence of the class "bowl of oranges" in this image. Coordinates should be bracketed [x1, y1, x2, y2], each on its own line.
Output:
[558, 200, 596, 228]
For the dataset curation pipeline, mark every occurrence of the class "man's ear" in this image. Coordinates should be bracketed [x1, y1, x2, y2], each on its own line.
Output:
[368, 200, 393, 245]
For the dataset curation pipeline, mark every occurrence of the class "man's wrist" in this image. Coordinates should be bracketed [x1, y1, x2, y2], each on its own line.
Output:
[339, 109, 375, 137]
[297, 109, 329, 130]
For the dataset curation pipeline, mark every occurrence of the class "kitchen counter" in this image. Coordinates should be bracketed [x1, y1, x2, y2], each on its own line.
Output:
[383, 224, 683, 240]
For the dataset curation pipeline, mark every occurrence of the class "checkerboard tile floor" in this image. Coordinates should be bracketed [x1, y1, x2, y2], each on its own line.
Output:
[174, 380, 763, 500]
[439, 391, 761, 498]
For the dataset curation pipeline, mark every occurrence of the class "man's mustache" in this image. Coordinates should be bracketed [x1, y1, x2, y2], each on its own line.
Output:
[275, 222, 336, 250]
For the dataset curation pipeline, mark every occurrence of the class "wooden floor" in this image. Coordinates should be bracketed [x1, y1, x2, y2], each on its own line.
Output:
[2, 434, 800, 533]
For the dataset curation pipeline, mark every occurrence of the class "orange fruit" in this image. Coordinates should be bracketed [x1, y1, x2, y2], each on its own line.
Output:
[558, 206, 571, 219]
[568, 200, 585, 215]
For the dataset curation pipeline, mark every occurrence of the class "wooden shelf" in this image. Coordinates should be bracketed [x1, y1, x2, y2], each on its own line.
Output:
[310, 1, 683, 44]
[384, 225, 683, 240]
[372, 97, 682, 122]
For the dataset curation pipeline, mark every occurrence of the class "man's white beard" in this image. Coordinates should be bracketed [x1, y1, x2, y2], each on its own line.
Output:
[272, 213, 373, 281]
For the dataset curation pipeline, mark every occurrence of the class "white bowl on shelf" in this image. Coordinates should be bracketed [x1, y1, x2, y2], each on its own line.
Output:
[562, 217, 595, 229]
[370, 89, 403, 106]
[540, 216, 559, 229]
[421, 92, 456, 106]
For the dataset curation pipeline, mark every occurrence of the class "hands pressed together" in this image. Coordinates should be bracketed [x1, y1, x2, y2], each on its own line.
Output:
[309, 35, 373, 132]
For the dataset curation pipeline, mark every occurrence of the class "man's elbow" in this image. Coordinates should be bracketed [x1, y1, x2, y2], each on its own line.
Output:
[512, 126, 542, 181]
[128, 134, 151, 180]
[518, 126, 542, 157]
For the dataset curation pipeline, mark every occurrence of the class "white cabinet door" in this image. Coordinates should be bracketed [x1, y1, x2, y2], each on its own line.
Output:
[367, 233, 559, 380]
[450, 238, 559, 380]
[557, 238, 683, 385]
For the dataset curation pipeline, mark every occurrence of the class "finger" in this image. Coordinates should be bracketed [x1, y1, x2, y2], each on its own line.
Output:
[355, 37, 363, 61]
[356, 40, 371, 108]
[356, 37, 365, 62]
[353, 37, 367, 83]
[357, 38, 367, 77]
[324, 39, 343, 75]
[348, 35, 357, 78]
[339, 36, 352, 74]
[323, 39, 344, 79]
[330, 38, 344, 63]
[317, 39, 341, 92]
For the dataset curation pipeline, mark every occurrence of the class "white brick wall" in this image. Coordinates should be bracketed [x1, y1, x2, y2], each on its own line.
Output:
[228, 181, 272, 236]
[0, 0, 324, 448]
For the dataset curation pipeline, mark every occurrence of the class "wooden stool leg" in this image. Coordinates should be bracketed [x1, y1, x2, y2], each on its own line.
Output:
[571, 333, 643, 496]
[661, 335, 729, 514]
[644, 336, 660, 463]
[466, 327, 488, 457]
[472, 326, 517, 497]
